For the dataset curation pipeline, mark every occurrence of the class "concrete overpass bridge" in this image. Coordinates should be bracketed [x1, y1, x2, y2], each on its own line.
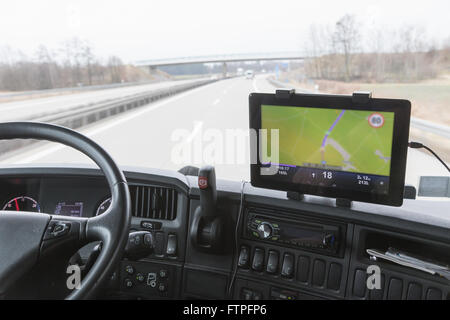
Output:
[134, 52, 308, 75]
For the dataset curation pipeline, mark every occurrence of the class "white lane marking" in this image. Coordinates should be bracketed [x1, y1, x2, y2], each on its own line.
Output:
[15, 81, 220, 164]
[252, 78, 260, 92]
[185, 121, 203, 143]
[213, 98, 220, 105]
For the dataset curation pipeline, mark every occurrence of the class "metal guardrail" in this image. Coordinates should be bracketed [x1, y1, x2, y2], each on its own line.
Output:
[0, 78, 216, 156]
[267, 78, 450, 139]
[410, 118, 450, 139]
[0, 80, 165, 99]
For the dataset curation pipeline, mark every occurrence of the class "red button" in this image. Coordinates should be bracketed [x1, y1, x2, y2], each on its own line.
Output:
[198, 176, 208, 189]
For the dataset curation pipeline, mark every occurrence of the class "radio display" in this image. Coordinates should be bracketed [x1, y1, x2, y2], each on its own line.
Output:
[280, 225, 325, 246]
[249, 92, 410, 206]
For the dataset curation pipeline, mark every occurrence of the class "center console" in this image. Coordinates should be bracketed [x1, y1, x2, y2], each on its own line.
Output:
[234, 205, 351, 300]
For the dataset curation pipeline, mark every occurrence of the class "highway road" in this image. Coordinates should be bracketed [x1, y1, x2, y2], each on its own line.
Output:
[0, 75, 448, 193]
[0, 78, 207, 122]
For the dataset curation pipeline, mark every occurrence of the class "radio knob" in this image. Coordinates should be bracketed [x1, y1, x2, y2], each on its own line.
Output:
[256, 222, 273, 239]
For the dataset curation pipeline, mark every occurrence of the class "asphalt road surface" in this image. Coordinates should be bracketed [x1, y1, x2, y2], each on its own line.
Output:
[1, 75, 448, 192]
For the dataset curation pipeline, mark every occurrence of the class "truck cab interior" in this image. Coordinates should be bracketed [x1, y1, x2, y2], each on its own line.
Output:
[1, 0, 449, 303]
[0, 90, 449, 301]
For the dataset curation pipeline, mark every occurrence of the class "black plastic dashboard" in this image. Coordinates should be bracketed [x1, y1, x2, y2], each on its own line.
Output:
[0, 164, 449, 300]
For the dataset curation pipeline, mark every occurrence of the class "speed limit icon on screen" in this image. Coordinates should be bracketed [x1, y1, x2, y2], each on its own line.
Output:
[368, 113, 385, 128]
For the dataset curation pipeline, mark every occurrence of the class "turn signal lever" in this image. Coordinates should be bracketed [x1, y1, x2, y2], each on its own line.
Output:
[124, 231, 154, 260]
[190, 165, 226, 253]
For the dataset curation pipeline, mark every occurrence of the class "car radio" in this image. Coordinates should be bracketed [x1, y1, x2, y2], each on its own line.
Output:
[245, 213, 340, 253]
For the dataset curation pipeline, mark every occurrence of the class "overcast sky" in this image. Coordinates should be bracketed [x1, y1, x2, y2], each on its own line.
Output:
[0, 0, 449, 63]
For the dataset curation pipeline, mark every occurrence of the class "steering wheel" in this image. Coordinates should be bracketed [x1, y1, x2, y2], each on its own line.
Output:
[0, 122, 131, 299]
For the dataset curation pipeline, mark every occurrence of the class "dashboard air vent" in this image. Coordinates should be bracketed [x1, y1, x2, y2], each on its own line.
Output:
[130, 185, 178, 220]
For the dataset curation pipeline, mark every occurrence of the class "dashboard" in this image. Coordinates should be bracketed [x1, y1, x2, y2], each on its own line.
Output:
[0, 164, 449, 300]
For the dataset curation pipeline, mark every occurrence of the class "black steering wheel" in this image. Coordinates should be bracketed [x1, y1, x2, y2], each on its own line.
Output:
[0, 122, 131, 299]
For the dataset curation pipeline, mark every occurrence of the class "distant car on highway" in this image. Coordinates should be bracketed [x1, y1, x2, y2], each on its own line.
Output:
[245, 70, 254, 79]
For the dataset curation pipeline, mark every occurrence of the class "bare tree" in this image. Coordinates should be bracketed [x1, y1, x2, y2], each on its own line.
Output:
[107, 56, 124, 83]
[35, 45, 54, 89]
[332, 14, 360, 81]
[80, 41, 95, 85]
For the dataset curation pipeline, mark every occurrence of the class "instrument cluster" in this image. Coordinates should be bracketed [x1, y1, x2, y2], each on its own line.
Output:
[0, 177, 110, 217]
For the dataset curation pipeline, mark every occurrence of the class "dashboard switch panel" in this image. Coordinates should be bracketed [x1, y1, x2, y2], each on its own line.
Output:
[120, 261, 177, 298]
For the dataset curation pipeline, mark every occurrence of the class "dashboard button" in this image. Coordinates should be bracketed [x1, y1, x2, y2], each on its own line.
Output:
[312, 259, 326, 287]
[136, 273, 145, 283]
[426, 288, 442, 300]
[141, 221, 162, 230]
[154, 232, 165, 255]
[327, 263, 342, 290]
[281, 253, 294, 278]
[159, 269, 168, 279]
[241, 288, 253, 300]
[252, 248, 264, 272]
[124, 279, 133, 288]
[297, 256, 310, 283]
[238, 246, 250, 268]
[125, 265, 134, 275]
[406, 282, 422, 300]
[146, 272, 157, 287]
[266, 250, 279, 274]
[387, 278, 403, 300]
[166, 234, 177, 256]
[270, 287, 297, 300]
[158, 282, 167, 292]
[353, 269, 367, 298]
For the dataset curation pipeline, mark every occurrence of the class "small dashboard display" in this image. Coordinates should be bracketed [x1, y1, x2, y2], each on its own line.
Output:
[54, 201, 84, 217]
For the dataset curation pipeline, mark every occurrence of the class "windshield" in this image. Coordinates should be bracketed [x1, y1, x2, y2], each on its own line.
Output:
[0, 0, 448, 201]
